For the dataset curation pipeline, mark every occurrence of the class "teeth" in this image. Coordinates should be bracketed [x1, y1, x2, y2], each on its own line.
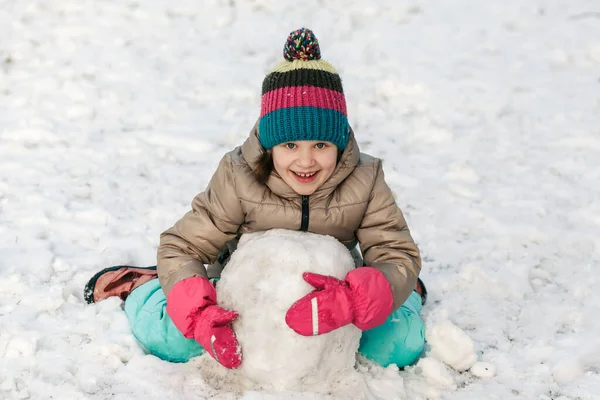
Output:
[295, 172, 316, 178]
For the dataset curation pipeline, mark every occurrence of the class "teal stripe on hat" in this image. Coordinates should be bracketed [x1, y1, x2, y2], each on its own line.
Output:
[259, 106, 349, 150]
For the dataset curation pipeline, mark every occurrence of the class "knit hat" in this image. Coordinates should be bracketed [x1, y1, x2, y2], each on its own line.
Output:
[259, 28, 350, 150]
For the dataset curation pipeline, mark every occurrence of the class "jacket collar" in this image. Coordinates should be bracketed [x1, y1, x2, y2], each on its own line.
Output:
[241, 122, 361, 200]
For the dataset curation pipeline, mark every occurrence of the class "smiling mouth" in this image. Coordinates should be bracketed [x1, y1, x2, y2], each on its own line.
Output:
[293, 171, 317, 178]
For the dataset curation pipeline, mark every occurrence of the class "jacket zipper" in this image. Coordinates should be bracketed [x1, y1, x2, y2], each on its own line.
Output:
[300, 195, 309, 231]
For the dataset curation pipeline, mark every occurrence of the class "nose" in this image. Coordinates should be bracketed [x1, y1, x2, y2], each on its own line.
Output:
[297, 147, 316, 169]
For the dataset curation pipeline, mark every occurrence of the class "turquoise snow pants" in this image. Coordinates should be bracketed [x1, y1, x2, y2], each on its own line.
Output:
[124, 279, 425, 368]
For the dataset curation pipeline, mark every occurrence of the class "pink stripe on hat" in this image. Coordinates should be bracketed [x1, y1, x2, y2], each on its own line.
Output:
[260, 86, 347, 118]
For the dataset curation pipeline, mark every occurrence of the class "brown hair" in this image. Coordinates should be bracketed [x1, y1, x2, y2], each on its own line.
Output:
[254, 147, 274, 184]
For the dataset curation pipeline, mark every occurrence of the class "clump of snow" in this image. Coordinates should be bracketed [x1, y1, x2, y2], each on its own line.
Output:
[200, 229, 363, 394]
[552, 343, 600, 386]
[426, 321, 478, 372]
[415, 357, 456, 389]
[470, 362, 496, 378]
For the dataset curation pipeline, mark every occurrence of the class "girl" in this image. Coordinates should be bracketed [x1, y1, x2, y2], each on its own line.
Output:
[85, 28, 426, 370]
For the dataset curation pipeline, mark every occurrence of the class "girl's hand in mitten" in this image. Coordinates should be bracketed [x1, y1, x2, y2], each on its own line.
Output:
[285, 267, 393, 336]
[166, 277, 241, 369]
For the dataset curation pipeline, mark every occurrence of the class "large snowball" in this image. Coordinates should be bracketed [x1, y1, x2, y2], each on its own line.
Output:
[199, 229, 362, 394]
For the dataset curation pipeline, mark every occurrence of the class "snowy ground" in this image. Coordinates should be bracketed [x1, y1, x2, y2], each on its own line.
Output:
[1, 0, 600, 399]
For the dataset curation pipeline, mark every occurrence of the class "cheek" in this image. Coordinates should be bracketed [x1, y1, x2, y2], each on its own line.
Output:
[271, 153, 289, 174]
[319, 154, 338, 176]
[272, 160, 284, 176]
[324, 152, 338, 169]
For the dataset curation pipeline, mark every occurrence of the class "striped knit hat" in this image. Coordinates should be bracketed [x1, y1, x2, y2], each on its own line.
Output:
[259, 28, 349, 150]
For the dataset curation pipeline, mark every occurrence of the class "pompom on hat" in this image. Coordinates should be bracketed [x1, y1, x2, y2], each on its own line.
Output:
[259, 28, 350, 151]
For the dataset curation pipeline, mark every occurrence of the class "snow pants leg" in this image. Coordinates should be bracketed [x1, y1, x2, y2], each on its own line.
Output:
[357, 291, 425, 368]
[125, 279, 425, 368]
[124, 279, 204, 363]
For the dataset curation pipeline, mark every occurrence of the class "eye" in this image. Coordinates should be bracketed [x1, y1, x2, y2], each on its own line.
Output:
[284, 143, 296, 149]
[315, 142, 327, 149]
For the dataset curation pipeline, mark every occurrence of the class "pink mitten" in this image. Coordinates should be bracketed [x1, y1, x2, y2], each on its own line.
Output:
[166, 277, 241, 369]
[285, 267, 394, 336]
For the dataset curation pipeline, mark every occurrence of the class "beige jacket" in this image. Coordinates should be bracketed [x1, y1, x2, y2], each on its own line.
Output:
[158, 126, 421, 310]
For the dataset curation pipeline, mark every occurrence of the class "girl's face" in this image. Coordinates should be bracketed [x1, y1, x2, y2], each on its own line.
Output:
[271, 140, 338, 195]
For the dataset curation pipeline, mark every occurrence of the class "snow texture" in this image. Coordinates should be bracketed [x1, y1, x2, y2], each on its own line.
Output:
[426, 321, 477, 372]
[1, 0, 600, 399]
[201, 230, 362, 395]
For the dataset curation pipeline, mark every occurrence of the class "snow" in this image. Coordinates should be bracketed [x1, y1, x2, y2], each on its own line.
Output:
[470, 362, 496, 379]
[205, 230, 362, 395]
[426, 321, 477, 372]
[0, 0, 599, 399]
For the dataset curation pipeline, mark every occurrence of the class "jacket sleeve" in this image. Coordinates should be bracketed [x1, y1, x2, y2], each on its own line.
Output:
[355, 160, 421, 311]
[157, 154, 244, 296]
